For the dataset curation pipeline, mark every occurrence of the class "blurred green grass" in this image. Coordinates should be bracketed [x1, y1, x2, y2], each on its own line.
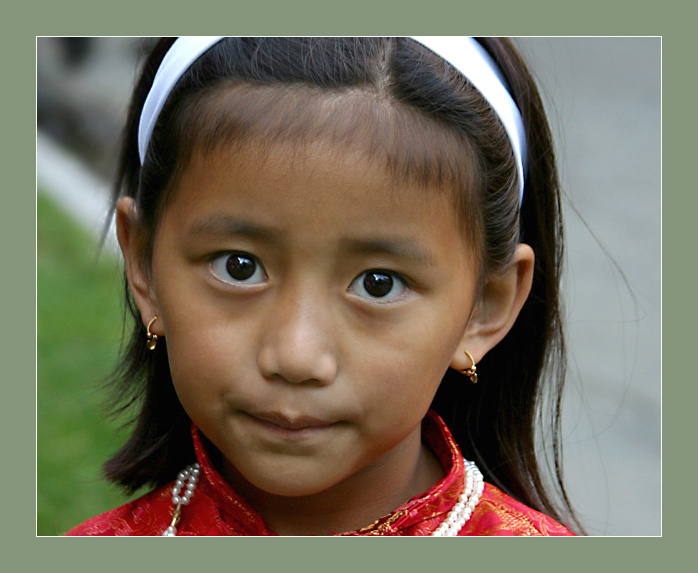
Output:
[37, 192, 137, 535]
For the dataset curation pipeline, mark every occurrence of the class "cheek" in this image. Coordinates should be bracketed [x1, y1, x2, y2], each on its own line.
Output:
[152, 261, 253, 387]
[378, 305, 466, 374]
[157, 305, 254, 424]
[356, 301, 471, 420]
[166, 322, 254, 381]
[355, 330, 452, 417]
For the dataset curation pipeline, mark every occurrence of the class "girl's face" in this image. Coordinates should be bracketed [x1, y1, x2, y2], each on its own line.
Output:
[129, 136, 514, 501]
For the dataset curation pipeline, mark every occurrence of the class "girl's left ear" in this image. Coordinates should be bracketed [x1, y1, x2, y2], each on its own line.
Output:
[450, 243, 535, 373]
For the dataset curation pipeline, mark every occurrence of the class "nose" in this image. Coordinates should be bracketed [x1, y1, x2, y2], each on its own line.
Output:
[258, 290, 338, 385]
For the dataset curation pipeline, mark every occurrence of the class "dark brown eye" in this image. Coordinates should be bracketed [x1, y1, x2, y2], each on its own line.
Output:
[349, 270, 407, 301]
[210, 252, 266, 285]
[363, 272, 394, 297]
[226, 254, 257, 280]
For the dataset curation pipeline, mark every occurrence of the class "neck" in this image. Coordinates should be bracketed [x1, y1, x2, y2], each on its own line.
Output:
[221, 425, 444, 536]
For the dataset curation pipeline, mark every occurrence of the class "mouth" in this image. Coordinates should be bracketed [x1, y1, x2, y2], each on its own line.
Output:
[242, 411, 338, 436]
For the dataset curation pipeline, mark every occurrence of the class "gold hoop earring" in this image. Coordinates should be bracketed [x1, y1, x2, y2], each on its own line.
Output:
[146, 316, 159, 350]
[462, 350, 477, 384]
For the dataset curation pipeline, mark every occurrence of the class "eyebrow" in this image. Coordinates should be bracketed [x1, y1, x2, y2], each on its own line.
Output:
[187, 215, 280, 242]
[343, 237, 435, 266]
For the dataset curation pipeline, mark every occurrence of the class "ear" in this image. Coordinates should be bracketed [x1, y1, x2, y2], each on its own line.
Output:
[115, 197, 163, 336]
[450, 243, 534, 372]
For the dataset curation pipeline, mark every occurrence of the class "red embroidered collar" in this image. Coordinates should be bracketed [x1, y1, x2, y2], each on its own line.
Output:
[191, 410, 465, 536]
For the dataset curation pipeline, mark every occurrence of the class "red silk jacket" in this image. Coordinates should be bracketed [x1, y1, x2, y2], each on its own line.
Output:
[66, 412, 575, 536]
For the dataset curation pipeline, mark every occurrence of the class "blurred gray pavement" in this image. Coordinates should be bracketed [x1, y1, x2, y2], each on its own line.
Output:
[37, 37, 661, 536]
[517, 38, 661, 536]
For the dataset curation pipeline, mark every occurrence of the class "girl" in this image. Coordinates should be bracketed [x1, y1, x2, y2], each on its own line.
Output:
[67, 37, 581, 536]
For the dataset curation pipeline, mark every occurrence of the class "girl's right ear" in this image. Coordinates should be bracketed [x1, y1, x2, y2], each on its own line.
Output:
[115, 197, 161, 331]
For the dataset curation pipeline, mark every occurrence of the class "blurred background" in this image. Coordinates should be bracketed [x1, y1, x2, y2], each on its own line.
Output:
[36, 37, 661, 536]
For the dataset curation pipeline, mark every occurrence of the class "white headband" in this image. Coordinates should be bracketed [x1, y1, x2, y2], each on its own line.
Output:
[138, 36, 526, 203]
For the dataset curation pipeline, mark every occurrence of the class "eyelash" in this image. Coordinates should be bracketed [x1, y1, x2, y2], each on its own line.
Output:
[208, 252, 410, 301]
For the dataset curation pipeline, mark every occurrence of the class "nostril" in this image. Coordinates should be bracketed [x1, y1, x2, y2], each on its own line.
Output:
[257, 341, 337, 386]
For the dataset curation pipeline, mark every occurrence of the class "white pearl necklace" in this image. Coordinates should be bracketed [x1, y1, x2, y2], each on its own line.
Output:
[431, 459, 484, 536]
[162, 463, 201, 536]
[162, 459, 483, 536]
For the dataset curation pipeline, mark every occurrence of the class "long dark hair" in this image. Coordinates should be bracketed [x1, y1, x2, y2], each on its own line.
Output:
[103, 37, 582, 533]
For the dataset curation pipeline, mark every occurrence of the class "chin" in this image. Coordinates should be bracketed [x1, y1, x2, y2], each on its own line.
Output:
[244, 467, 343, 498]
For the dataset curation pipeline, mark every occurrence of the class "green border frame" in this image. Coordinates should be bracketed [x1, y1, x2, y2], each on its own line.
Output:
[21, 0, 680, 569]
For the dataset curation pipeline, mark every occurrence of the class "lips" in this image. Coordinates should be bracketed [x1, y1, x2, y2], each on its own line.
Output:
[244, 411, 337, 432]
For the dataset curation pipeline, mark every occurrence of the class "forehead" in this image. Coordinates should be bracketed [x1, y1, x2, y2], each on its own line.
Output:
[163, 138, 476, 269]
[174, 138, 452, 229]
